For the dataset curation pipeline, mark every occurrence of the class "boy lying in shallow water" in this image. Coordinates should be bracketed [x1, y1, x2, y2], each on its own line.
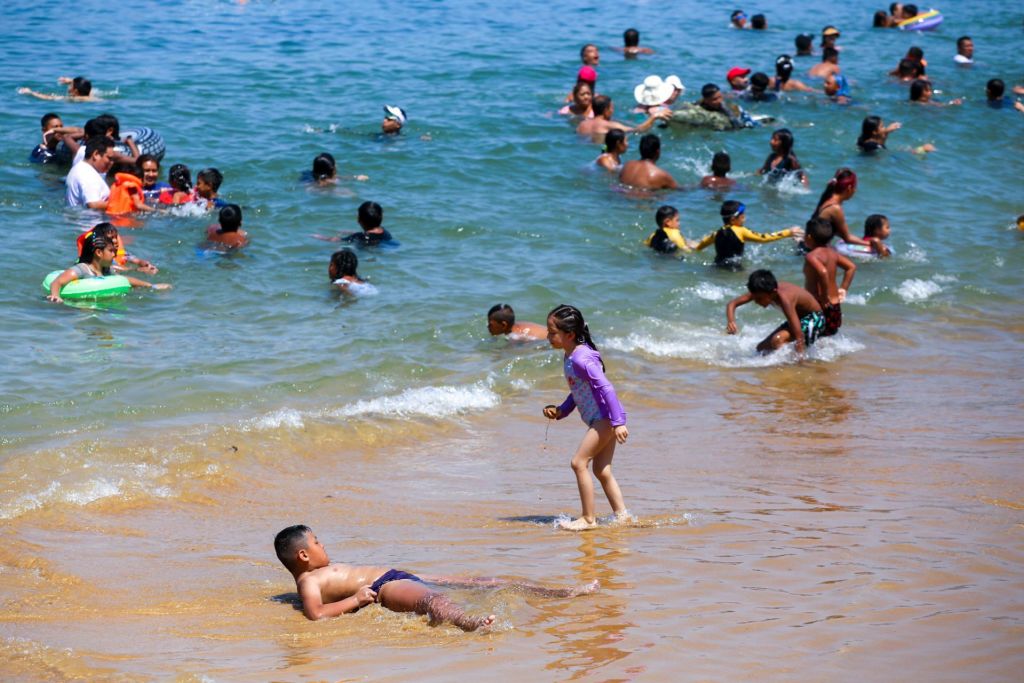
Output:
[274, 525, 598, 631]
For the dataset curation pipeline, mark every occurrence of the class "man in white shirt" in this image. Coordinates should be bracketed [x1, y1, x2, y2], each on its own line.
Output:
[953, 36, 973, 64]
[65, 137, 114, 209]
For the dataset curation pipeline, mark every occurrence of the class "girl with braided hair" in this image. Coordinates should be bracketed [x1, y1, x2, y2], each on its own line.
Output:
[47, 227, 170, 303]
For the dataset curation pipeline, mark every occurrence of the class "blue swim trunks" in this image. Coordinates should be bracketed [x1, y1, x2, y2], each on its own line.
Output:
[370, 568, 423, 595]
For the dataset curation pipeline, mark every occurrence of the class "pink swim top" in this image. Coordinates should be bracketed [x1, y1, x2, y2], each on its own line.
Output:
[556, 345, 627, 426]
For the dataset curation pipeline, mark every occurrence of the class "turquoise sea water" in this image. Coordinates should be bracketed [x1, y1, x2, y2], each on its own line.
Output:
[1, 0, 1022, 470]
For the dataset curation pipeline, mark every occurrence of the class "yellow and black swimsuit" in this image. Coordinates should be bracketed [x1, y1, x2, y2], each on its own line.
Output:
[693, 225, 793, 265]
[644, 227, 691, 254]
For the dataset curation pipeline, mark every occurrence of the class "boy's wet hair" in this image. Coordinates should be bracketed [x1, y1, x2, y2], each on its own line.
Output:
[750, 72, 770, 91]
[956, 35, 971, 49]
[95, 113, 120, 139]
[655, 205, 679, 228]
[358, 201, 383, 228]
[864, 214, 888, 237]
[312, 152, 336, 181]
[903, 4, 918, 17]
[592, 95, 612, 117]
[986, 79, 1005, 99]
[909, 78, 929, 101]
[41, 112, 61, 128]
[623, 28, 639, 47]
[83, 117, 107, 139]
[274, 525, 312, 571]
[638, 133, 660, 160]
[168, 164, 192, 192]
[701, 83, 720, 99]
[548, 304, 604, 370]
[197, 168, 224, 192]
[330, 249, 359, 279]
[487, 303, 515, 326]
[720, 200, 743, 221]
[795, 34, 813, 52]
[747, 269, 778, 294]
[711, 151, 731, 175]
[873, 10, 888, 27]
[751, 14, 766, 29]
[72, 76, 92, 96]
[806, 218, 834, 245]
[219, 204, 243, 232]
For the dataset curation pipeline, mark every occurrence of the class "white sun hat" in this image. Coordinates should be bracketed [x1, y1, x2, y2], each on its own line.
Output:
[383, 105, 407, 124]
[634, 75, 675, 106]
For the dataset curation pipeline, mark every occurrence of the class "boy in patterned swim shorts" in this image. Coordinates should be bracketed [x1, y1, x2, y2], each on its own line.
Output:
[803, 218, 856, 336]
[726, 269, 824, 355]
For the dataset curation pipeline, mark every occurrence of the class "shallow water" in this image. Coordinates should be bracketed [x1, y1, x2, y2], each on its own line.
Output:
[1, 0, 1022, 680]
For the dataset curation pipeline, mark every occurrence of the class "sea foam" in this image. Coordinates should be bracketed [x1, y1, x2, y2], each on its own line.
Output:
[245, 382, 502, 431]
[606, 324, 863, 368]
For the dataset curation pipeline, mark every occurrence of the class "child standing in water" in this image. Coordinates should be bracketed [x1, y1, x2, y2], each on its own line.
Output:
[542, 305, 629, 531]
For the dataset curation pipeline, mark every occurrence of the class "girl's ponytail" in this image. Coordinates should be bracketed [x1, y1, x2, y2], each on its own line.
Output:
[548, 305, 605, 371]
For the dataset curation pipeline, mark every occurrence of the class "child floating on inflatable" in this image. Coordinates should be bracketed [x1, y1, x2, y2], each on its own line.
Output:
[48, 228, 170, 304]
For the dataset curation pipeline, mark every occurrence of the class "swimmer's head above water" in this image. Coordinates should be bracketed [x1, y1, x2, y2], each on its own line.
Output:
[382, 105, 407, 134]
[487, 303, 516, 335]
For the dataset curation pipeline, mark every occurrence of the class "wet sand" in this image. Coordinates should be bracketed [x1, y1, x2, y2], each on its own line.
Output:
[2, 317, 1022, 682]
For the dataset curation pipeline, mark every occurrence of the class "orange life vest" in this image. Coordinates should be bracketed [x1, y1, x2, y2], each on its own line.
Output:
[106, 173, 145, 215]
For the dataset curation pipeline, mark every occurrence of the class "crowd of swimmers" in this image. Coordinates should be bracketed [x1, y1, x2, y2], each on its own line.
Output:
[20, 8, 1024, 631]
[27, 102, 413, 301]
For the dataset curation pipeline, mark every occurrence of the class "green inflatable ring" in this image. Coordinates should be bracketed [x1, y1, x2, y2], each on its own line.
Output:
[41, 270, 132, 299]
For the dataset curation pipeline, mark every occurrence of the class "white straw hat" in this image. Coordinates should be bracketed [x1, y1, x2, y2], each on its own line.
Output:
[634, 75, 675, 106]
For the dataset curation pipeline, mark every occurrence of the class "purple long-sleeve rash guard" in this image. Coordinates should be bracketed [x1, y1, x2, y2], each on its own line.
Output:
[556, 345, 627, 427]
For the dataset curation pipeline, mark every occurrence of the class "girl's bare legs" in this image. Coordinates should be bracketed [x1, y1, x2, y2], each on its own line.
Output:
[562, 420, 620, 529]
[592, 434, 626, 516]
[378, 580, 494, 632]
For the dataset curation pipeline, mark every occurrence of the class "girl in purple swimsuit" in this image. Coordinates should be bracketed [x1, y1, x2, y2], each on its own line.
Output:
[542, 305, 630, 531]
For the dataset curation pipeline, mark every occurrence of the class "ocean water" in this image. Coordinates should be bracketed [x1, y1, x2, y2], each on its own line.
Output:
[1, 1, 1022, 680]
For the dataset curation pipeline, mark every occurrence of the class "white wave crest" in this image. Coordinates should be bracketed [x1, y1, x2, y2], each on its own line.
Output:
[895, 278, 942, 302]
[0, 477, 166, 520]
[605, 325, 863, 368]
[244, 382, 502, 431]
[330, 382, 500, 419]
[167, 201, 210, 218]
[243, 408, 305, 431]
[677, 282, 733, 302]
[902, 243, 928, 263]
